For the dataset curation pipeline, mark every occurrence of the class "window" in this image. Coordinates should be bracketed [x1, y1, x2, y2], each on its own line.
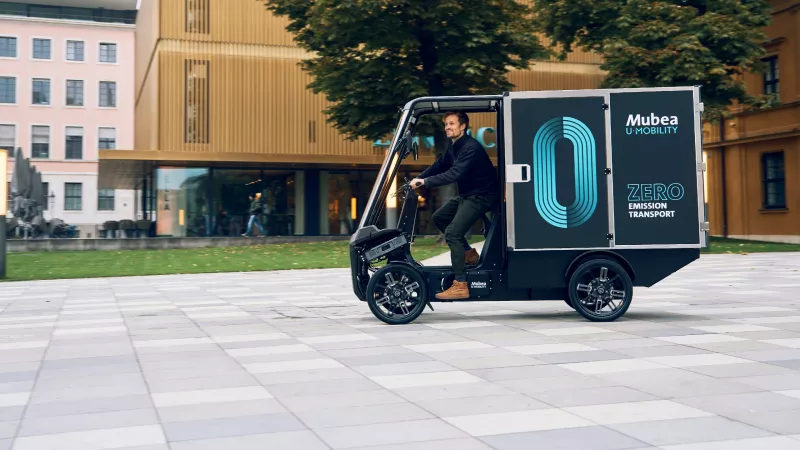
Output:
[185, 59, 209, 144]
[98, 127, 116, 149]
[0, 37, 16, 58]
[0, 124, 14, 151]
[98, 189, 115, 211]
[186, 0, 210, 34]
[64, 182, 82, 210]
[32, 78, 50, 105]
[32, 38, 51, 59]
[66, 80, 83, 106]
[763, 56, 779, 97]
[99, 43, 117, 63]
[99, 81, 116, 107]
[762, 151, 786, 210]
[66, 40, 84, 61]
[65, 126, 83, 160]
[0, 3, 136, 24]
[0, 77, 15, 104]
[31, 125, 49, 158]
[42, 182, 48, 210]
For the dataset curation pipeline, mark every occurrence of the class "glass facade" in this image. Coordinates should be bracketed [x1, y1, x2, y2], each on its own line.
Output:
[151, 165, 465, 237]
[155, 167, 209, 237]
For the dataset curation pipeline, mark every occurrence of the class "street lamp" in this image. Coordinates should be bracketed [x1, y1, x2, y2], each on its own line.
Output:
[48, 191, 55, 219]
[0, 147, 7, 278]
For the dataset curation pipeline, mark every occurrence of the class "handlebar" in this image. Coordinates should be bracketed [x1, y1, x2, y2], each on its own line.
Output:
[391, 177, 422, 198]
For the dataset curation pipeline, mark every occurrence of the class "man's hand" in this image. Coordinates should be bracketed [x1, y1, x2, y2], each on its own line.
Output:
[408, 178, 425, 189]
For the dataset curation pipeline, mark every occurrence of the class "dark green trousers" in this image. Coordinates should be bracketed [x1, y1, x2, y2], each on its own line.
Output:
[432, 194, 498, 281]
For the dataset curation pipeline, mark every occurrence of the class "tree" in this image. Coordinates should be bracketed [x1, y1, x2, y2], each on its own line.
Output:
[262, 0, 550, 147]
[532, 0, 774, 119]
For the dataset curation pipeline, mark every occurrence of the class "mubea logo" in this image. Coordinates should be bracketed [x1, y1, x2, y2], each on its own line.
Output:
[626, 113, 679, 135]
[532, 116, 598, 229]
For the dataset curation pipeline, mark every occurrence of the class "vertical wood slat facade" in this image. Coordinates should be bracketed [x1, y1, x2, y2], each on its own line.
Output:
[133, 0, 607, 164]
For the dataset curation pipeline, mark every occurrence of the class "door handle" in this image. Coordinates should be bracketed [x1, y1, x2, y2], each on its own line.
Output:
[506, 164, 531, 183]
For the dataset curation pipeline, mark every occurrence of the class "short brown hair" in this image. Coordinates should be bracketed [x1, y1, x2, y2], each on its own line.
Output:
[443, 111, 469, 129]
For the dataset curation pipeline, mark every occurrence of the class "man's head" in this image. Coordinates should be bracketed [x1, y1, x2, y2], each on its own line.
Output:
[442, 111, 469, 141]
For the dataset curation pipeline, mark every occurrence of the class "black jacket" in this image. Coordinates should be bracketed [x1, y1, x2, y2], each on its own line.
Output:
[419, 134, 499, 197]
[249, 199, 261, 215]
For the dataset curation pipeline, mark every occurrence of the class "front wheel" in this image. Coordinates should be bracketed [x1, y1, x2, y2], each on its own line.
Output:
[568, 259, 633, 322]
[366, 263, 428, 325]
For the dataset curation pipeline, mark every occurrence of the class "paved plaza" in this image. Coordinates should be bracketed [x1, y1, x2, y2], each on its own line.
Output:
[0, 251, 799, 449]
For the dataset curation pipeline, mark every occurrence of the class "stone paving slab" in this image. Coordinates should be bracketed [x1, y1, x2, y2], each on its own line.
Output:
[0, 251, 798, 449]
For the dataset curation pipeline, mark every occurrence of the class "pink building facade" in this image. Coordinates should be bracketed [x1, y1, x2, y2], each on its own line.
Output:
[0, 1, 137, 236]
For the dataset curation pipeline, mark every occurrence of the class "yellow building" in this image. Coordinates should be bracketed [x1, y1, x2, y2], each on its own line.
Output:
[100, 0, 606, 237]
[703, 0, 800, 244]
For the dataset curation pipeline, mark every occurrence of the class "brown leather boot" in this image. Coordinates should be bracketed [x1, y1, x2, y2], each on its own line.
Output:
[436, 280, 469, 300]
[465, 248, 479, 266]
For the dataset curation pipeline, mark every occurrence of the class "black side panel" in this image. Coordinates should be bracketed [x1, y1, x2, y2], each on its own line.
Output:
[510, 96, 610, 250]
[507, 248, 699, 290]
[616, 248, 699, 287]
[609, 90, 700, 246]
[507, 250, 581, 290]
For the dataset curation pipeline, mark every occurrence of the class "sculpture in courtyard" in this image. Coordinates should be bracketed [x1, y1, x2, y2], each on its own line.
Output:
[8, 148, 74, 239]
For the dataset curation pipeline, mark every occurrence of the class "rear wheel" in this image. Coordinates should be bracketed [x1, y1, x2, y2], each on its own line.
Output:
[367, 263, 428, 325]
[568, 258, 633, 322]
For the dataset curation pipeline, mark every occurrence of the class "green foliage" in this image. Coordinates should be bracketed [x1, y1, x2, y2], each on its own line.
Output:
[533, 0, 774, 119]
[262, 0, 550, 143]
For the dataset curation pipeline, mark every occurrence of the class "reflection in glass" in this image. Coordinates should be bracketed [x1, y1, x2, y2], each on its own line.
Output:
[212, 169, 296, 236]
[155, 167, 209, 237]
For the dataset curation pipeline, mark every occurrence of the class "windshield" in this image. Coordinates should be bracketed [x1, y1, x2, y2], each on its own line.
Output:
[359, 110, 414, 228]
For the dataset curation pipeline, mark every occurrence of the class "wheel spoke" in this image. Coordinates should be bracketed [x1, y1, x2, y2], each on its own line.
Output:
[610, 289, 625, 300]
[577, 283, 592, 293]
[599, 267, 608, 282]
[399, 302, 410, 316]
[375, 295, 390, 306]
[609, 275, 621, 284]
[404, 282, 420, 295]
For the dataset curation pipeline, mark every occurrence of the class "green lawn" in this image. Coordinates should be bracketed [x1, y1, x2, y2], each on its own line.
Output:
[4, 236, 798, 282]
[702, 236, 800, 254]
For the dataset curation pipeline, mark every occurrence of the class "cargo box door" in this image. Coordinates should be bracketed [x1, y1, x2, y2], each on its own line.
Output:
[503, 93, 612, 251]
[608, 89, 704, 247]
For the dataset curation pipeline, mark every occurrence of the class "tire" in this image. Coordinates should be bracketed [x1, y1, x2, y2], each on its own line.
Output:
[366, 263, 428, 325]
[568, 258, 633, 322]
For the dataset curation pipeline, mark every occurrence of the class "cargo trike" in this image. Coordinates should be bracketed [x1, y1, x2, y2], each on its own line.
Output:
[349, 87, 708, 325]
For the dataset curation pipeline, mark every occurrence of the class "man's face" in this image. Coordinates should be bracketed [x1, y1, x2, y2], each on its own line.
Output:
[443, 115, 465, 140]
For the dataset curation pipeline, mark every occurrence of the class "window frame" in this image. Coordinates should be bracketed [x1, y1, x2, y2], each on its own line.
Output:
[0, 123, 17, 153]
[98, 80, 117, 108]
[31, 77, 51, 106]
[97, 189, 115, 211]
[64, 125, 84, 160]
[65, 39, 86, 63]
[0, 36, 19, 59]
[98, 126, 116, 150]
[30, 37, 52, 61]
[98, 42, 118, 64]
[761, 151, 786, 210]
[65, 79, 85, 107]
[64, 182, 82, 211]
[30, 124, 50, 159]
[0, 75, 17, 105]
